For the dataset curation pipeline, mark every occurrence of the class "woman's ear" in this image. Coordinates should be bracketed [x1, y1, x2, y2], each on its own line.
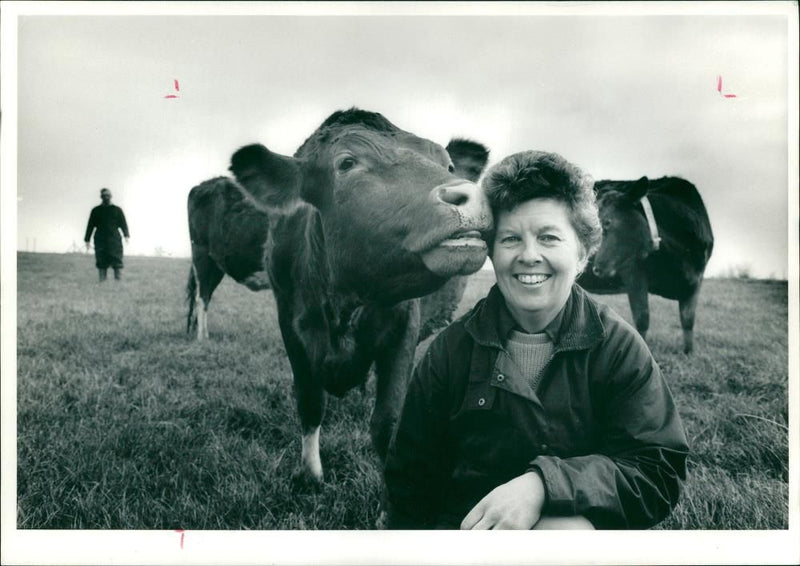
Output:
[576, 246, 589, 276]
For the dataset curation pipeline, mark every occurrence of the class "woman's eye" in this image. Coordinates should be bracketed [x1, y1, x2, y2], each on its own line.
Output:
[337, 157, 356, 172]
[540, 234, 560, 243]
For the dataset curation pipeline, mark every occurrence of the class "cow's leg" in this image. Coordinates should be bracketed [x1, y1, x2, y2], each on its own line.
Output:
[190, 251, 224, 341]
[678, 283, 702, 354]
[186, 266, 198, 334]
[623, 267, 650, 340]
[417, 275, 468, 342]
[299, 424, 322, 484]
[195, 286, 209, 340]
[370, 300, 420, 461]
[293, 369, 326, 487]
[627, 288, 650, 340]
[280, 308, 328, 488]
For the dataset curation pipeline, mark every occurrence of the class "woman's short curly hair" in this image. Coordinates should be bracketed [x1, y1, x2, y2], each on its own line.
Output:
[482, 150, 602, 258]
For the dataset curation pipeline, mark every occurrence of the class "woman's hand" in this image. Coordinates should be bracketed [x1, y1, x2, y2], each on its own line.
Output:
[460, 471, 546, 530]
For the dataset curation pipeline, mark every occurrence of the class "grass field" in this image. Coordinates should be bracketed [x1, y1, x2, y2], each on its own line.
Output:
[14, 252, 790, 530]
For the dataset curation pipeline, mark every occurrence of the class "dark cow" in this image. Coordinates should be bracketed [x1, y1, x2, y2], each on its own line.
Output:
[577, 176, 714, 354]
[186, 139, 490, 341]
[186, 181, 271, 339]
[445, 137, 490, 183]
[193, 109, 493, 485]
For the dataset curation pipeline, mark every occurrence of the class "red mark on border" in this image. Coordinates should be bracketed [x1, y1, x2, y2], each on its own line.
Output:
[165, 79, 180, 99]
[717, 75, 737, 98]
[175, 529, 185, 549]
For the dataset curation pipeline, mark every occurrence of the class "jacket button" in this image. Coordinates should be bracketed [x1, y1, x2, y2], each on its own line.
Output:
[496, 374, 505, 382]
[541, 444, 548, 451]
[477, 398, 486, 406]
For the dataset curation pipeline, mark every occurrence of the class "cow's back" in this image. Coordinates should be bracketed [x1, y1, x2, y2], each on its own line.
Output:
[188, 177, 272, 286]
[187, 177, 226, 246]
[646, 177, 714, 271]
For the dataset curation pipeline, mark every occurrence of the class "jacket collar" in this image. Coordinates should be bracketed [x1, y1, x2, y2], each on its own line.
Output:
[464, 283, 605, 352]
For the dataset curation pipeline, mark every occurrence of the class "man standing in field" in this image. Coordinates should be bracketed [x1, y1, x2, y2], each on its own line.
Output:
[84, 188, 130, 282]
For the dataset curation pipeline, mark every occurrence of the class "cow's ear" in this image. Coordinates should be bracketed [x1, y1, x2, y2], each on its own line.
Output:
[229, 144, 303, 211]
[629, 176, 649, 201]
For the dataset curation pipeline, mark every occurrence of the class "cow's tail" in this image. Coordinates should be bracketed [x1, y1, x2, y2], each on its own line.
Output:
[186, 265, 197, 334]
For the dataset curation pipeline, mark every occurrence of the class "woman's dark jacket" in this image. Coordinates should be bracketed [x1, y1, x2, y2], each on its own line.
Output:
[384, 284, 689, 529]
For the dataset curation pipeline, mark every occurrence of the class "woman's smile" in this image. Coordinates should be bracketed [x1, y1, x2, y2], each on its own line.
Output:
[514, 273, 551, 286]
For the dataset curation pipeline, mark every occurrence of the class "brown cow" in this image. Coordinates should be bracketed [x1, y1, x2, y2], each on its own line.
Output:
[200, 109, 493, 485]
[186, 138, 490, 341]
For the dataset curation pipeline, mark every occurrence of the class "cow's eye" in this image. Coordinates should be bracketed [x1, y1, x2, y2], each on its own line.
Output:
[337, 157, 357, 172]
[447, 163, 456, 173]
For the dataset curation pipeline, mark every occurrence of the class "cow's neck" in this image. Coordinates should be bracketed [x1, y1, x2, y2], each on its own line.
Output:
[266, 205, 368, 315]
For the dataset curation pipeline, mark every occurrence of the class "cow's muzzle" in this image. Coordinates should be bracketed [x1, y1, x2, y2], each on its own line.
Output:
[419, 180, 492, 277]
[431, 180, 493, 232]
[593, 265, 616, 278]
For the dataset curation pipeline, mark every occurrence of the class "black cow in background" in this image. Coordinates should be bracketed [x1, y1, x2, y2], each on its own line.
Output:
[445, 138, 490, 183]
[577, 176, 714, 354]
[186, 138, 490, 342]
[186, 180, 271, 339]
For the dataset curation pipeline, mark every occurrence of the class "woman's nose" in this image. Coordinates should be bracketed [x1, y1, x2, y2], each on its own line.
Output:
[517, 241, 542, 264]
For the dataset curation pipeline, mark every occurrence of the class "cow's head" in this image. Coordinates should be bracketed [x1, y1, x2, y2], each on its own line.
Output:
[593, 176, 656, 278]
[445, 138, 490, 182]
[230, 108, 493, 303]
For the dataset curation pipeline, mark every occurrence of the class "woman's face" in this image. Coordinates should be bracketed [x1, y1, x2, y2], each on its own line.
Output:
[492, 197, 586, 333]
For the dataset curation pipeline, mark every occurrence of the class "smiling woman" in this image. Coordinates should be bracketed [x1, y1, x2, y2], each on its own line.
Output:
[384, 150, 689, 530]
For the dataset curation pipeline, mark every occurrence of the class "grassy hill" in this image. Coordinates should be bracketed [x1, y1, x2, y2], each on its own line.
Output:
[14, 252, 789, 529]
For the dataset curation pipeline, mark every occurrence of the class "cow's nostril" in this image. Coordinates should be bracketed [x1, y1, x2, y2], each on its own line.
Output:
[437, 186, 469, 207]
[592, 266, 601, 276]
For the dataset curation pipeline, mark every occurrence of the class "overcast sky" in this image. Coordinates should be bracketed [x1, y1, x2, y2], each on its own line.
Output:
[7, 3, 798, 278]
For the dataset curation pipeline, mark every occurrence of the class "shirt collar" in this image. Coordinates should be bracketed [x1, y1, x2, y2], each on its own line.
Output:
[464, 283, 605, 352]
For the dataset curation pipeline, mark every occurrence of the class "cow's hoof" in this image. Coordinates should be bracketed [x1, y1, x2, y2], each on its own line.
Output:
[290, 466, 324, 492]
